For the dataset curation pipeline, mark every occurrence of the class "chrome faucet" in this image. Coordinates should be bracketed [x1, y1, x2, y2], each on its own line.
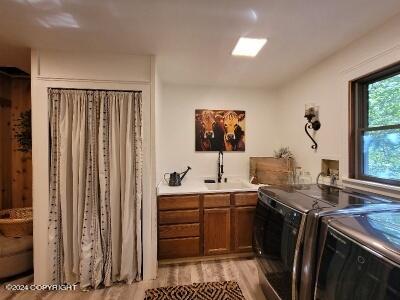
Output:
[218, 150, 224, 183]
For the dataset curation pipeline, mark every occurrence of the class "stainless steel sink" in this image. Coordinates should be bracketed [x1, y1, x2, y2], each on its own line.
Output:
[204, 182, 251, 190]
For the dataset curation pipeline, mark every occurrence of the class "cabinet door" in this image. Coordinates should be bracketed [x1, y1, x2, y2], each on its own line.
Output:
[233, 206, 256, 252]
[204, 208, 231, 255]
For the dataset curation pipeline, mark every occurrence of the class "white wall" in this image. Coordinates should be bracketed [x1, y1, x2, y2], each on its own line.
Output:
[157, 84, 280, 181]
[31, 49, 157, 284]
[277, 14, 400, 180]
[154, 62, 163, 184]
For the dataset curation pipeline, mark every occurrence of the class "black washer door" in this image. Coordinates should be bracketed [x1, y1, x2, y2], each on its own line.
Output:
[253, 197, 303, 300]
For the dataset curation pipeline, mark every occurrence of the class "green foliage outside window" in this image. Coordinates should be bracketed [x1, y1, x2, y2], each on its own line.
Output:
[368, 74, 400, 127]
[364, 74, 400, 181]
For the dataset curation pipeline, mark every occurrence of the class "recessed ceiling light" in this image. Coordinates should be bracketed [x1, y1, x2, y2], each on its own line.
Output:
[232, 37, 267, 57]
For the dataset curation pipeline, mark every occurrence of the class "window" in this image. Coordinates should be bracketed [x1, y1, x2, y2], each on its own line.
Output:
[350, 63, 400, 186]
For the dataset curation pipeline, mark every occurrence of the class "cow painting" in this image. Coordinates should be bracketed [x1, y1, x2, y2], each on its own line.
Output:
[195, 109, 245, 151]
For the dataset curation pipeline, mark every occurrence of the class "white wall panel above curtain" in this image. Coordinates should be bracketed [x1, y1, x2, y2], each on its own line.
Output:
[48, 88, 143, 289]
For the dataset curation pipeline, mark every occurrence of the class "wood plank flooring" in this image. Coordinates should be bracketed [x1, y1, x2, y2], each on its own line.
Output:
[0, 258, 266, 300]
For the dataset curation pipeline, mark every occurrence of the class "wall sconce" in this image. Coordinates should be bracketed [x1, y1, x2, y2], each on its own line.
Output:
[304, 104, 321, 150]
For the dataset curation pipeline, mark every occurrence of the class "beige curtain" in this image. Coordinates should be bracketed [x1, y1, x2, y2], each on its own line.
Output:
[48, 88, 143, 289]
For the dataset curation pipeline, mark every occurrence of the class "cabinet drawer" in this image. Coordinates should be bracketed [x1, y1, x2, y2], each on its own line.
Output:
[159, 237, 200, 259]
[159, 195, 200, 210]
[159, 223, 200, 239]
[159, 210, 199, 225]
[203, 193, 230, 208]
[234, 192, 258, 206]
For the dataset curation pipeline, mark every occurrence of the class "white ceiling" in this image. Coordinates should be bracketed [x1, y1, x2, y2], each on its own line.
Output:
[1, 0, 400, 88]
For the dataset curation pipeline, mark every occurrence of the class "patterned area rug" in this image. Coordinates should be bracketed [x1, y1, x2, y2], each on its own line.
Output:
[144, 281, 246, 300]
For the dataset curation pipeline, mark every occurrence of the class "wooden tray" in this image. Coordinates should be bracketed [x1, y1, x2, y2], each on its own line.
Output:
[250, 157, 294, 185]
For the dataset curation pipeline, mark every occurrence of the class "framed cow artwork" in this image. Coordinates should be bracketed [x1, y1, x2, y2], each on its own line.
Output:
[195, 109, 245, 151]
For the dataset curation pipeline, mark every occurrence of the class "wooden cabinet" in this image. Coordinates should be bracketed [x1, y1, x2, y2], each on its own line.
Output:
[158, 191, 258, 260]
[232, 206, 256, 252]
[159, 209, 199, 225]
[158, 195, 201, 259]
[233, 192, 258, 207]
[159, 223, 200, 239]
[231, 192, 257, 252]
[203, 193, 230, 208]
[159, 195, 200, 210]
[159, 237, 200, 259]
[204, 208, 231, 255]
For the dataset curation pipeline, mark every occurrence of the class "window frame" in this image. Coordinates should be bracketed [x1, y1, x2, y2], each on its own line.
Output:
[349, 62, 400, 186]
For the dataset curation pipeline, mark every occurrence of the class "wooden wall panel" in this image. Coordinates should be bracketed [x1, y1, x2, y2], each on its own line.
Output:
[0, 74, 12, 210]
[0, 75, 31, 209]
[10, 78, 32, 208]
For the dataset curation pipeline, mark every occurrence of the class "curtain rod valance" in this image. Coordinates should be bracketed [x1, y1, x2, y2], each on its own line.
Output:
[48, 87, 142, 93]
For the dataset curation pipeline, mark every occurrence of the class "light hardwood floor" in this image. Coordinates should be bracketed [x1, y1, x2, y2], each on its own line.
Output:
[0, 258, 266, 300]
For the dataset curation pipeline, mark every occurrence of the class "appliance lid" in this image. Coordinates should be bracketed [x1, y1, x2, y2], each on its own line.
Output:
[259, 184, 400, 214]
[296, 184, 397, 208]
[258, 184, 333, 213]
[328, 210, 400, 266]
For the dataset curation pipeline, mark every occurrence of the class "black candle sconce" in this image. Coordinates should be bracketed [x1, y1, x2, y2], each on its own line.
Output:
[304, 104, 321, 150]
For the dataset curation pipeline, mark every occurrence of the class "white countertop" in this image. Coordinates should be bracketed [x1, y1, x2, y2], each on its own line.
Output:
[157, 178, 262, 196]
